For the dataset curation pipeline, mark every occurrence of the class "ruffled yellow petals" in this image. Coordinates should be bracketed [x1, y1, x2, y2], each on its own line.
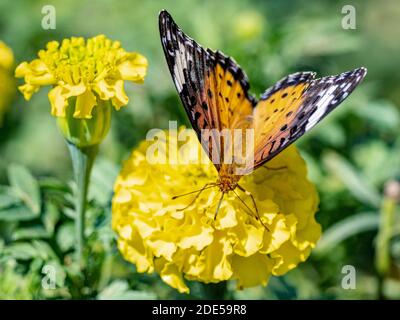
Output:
[112, 128, 321, 292]
[118, 53, 148, 83]
[118, 230, 154, 273]
[232, 253, 274, 288]
[48, 86, 67, 117]
[189, 232, 233, 282]
[18, 83, 39, 101]
[74, 89, 97, 119]
[15, 59, 55, 100]
[94, 79, 115, 100]
[111, 79, 129, 110]
[260, 214, 291, 254]
[0, 41, 14, 70]
[156, 259, 190, 294]
[232, 220, 264, 257]
[14, 62, 31, 78]
[15, 35, 147, 119]
[0, 41, 16, 125]
[178, 223, 213, 251]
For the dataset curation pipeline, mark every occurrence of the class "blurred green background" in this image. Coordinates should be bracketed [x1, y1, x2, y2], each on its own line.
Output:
[1, 0, 400, 299]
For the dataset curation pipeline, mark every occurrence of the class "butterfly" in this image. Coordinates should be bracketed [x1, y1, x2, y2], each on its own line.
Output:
[159, 10, 367, 225]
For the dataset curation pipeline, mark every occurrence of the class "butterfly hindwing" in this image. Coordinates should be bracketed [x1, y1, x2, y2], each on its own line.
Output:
[251, 67, 367, 171]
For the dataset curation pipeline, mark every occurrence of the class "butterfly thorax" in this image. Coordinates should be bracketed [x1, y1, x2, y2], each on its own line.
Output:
[218, 174, 241, 193]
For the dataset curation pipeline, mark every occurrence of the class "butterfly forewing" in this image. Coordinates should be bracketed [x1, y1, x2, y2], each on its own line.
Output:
[159, 10, 256, 172]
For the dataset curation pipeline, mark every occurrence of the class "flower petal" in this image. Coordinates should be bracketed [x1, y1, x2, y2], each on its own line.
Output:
[232, 253, 274, 288]
[156, 260, 189, 294]
[48, 86, 68, 117]
[111, 80, 129, 110]
[73, 89, 97, 119]
[118, 53, 148, 83]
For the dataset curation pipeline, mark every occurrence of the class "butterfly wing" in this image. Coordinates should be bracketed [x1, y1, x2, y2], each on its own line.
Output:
[159, 11, 367, 177]
[248, 67, 367, 172]
[159, 10, 256, 171]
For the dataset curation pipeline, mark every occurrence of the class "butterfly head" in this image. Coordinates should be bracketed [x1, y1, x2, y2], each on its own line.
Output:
[218, 175, 240, 193]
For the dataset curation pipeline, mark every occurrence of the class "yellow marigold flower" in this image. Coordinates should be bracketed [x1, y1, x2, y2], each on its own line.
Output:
[15, 35, 147, 118]
[15, 35, 147, 147]
[112, 128, 321, 293]
[0, 41, 16, 125]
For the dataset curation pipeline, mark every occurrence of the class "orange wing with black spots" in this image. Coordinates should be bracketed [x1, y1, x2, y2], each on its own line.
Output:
[248, 67, 367, 172]
[159, 10, 256, 170]
[159, 10, 367, 178]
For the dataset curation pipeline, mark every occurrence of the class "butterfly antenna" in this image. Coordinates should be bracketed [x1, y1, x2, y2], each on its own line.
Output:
[172, 183, 217, 200]
[214, 192, 225, 221]
[263, 165, 288, 171]
[236, 184, 270, 231]
[173, 183, 218, 212]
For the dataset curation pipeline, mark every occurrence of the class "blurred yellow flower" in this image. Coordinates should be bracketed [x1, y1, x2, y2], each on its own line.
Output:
[112, 128, 321, 293]
[0, 41, 16, 125]
[15, 35, 147, 119]
[233, 11, 266, 40]
[15, 35, 148, 147]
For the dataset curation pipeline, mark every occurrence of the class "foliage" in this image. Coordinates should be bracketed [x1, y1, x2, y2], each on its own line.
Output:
[1, 0, 400, 299]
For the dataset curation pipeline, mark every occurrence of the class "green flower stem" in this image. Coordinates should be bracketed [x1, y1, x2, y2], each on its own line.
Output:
[68, 142, 98, 269]
[375, 197, 395, 276]
[375, 192, 397, 299]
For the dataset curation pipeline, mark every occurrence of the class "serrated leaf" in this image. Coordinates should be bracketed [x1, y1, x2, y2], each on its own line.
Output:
[4, 243, 39, 260]
[314, 212, 379, 256]
[56, 223, 75, 252]
[89, 158, 119, 205]
[42, 202, 60, 235]
[7, 164, 41, 214]
[0, 186, 22, 209]
[13, 226, 49, 241]
[32, 240, 58, 261]
[0, 205, 39, 221]
[38, 177, 70, 192]
[97, 280, 156, 300]
[323, 152, 381, 207]
[63, 207, 75, 219]
[353, 100, 400, 132]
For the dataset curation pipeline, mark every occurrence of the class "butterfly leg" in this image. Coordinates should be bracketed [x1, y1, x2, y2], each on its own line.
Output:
[214, 192, 225, 221]
[237, 184, 270, 231]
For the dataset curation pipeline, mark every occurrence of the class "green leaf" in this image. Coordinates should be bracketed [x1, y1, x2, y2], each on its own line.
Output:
[7, 164, 41, 214]
[89, 157, 119, 205]
[56, 223, 75, 252]
[0, 186, 22, 209]
[97, 280, 156, 300]
[353, 100, 400, 133]
[317, 121, 346, 147]
[13, 226, 49, 241]
[42, 202, 60, 235]
[314, 212, 379, 256]
[38, 177, 70, 192]
[0, 205, 39, 221]
[323, 152, 381, 207]
[4, 243, 39, 260]
[32, 240, 58, 261]
[352, 141, 400, 187]
[62, 207, 75, 219]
